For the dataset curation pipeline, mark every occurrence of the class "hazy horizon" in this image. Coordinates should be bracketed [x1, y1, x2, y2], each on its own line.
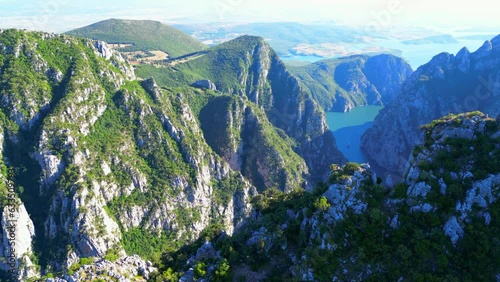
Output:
[1, 0, 499, 33]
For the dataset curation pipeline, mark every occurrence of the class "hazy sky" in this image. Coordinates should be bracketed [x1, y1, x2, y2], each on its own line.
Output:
[0, 0, 498, 32]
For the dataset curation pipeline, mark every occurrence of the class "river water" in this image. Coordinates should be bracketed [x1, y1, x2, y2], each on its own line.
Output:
[325, 106, 383, 164]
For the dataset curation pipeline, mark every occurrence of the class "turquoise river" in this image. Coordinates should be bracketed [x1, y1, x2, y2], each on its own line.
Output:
[325, 105, 383, 164]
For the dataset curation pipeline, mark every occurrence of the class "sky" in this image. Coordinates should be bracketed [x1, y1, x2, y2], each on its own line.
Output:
[0, 0, 499, 33]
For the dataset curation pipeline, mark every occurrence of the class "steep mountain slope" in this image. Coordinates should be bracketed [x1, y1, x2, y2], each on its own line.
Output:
[66, 19, 208, 57]
[362, 35, 500, 176]
[0, 30, 320, 281]
[288, 54, 413, 112]
[136, 36, 347, 182]
[196, 94, 308, 192]
[157, 112, 500, 281]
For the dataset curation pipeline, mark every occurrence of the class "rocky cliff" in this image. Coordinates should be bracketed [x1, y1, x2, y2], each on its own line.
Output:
[0, 30, 349, 280]
[362, 35, 500, 177]
[0, 30, 255, 280]
[158, 112, 499, 281]
[136, 35, 347, 183]
[289, 54, 413, 112]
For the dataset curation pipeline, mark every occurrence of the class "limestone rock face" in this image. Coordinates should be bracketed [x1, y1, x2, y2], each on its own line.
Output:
[0, 30, 251, 279]
[362, 35, 500, 177]
[0, 202, 39, 280]
[164, 112, 499, 281]
[55, 255, 156, 282]
[191, 79, 217, 91]
[170, 36, 347, 183]
[323, 166, 375, 223]
[444, 216, 464, 246]
[0, 30, 343, 280]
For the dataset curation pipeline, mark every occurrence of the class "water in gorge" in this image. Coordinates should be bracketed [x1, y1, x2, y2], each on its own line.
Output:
[325, 106, 383, 164]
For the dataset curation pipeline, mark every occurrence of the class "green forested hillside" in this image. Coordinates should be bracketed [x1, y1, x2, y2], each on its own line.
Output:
[66, 19, 207, 57]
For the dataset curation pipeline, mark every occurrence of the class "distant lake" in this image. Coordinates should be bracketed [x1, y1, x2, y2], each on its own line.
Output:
[325, 106, 383, 164]
[280, 39, 486, 69]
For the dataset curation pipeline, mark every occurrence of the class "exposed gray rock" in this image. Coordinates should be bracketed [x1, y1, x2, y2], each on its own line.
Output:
[410, 203, 434, 213]
[389, 215, 399, 229]
[0, 202, 39, 280]
[456, 173, 499, 220]
[444, 216, 463, 246]
[385, 174, 394, 188]
[94, 41, 112, 60]
[323, 165, 374, 223]
[362, 36, 500, 177]
[191, 80, 217, 91]
[407, 182, 432, 198]
[61, 255, 155, 281]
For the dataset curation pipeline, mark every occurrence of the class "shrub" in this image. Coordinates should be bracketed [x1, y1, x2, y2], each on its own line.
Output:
[214, 259, 231, 281]
[194, 262, 207, 278]
[313, 196, 331, 211]
[343, 162, 360, 175]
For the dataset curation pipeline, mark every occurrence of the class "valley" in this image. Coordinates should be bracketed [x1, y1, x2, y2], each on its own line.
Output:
[325, 105, 383, 163]
[0, 10, 498, 282]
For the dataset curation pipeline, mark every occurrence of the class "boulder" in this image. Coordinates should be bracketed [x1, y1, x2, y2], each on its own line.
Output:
[191, 80, 217, 91]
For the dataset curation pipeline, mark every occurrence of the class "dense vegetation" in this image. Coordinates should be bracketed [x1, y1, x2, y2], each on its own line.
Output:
[66, 19, 208, 57]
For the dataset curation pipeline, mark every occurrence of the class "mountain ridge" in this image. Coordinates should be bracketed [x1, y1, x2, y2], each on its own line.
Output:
[136, 35, 347, 183]
[0, 29, 344, 280]
[362, 34, 500, 177]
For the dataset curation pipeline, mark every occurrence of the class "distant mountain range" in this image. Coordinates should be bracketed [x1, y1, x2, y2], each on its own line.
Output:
[173, 22, 490, 68]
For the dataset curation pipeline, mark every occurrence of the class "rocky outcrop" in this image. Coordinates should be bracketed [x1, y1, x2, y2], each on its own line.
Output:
[53, 255, 156, 282]
[191, 80, 217, 91]
[179, 242, 223, 282]
[290, 54, 413, 112]
[199, 95, 309, 192]
[157, 110, 500, 281]
[164, 112, 499, 281]
[362, 35, 500, 177]
[323, 164, 374, 223]
[0, 202, 39, 280]
[400, 112, 499, 245]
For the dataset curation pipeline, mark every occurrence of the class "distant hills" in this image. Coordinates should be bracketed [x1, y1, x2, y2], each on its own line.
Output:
[288, 55, 413, 112]
[173, 22, 365, 55]
[66, 19, 207, 57]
